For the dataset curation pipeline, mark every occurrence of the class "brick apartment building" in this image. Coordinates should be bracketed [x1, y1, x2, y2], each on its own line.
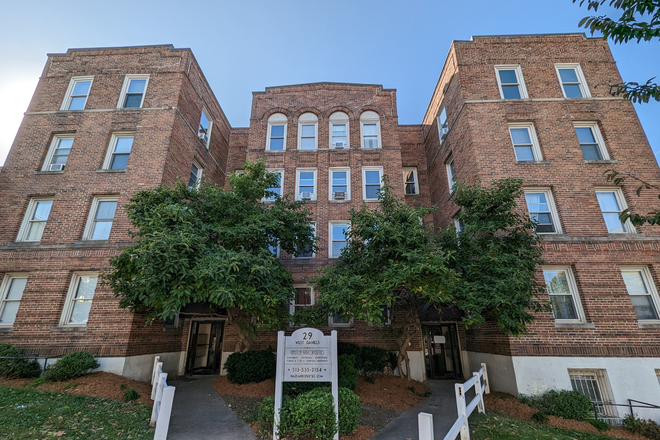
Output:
[1, 34, 659, 420]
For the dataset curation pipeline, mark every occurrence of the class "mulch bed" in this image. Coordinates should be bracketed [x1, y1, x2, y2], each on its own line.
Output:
[213, 375, 275, 397]
[484, 392, 650, 440]
[355, 375, 430, 412]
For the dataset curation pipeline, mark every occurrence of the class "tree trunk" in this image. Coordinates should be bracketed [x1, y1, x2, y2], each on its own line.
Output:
[227, 309, 252, 353]
[395, 327, 414, 380]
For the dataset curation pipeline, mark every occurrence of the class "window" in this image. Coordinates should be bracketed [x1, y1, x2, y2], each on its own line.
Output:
[574, 123, 609, 161]
[102, 133, 134, 170]
[42, 135, 74, 171]
[329, 311, 352, 327]
[329, 167, 350, 201]
[0, 274, 28, 327]
[509, 123, 542, 162]
[329, 222, 349, 258]
[454, 218, 465, 233]
[17, 198, 54, 242]
[295, 223, 315, 258]
[360, 111, 381, 149]
[188, 162, 203, 189]
[267, 239, 280, 258]
[362, 167, 383, 201]
[296, 169, 317, 201]
[403, 167, 419, 195]
[290, 285, 315, 314]
[266, 113, 287, 151]
[595, 188, 634, 233]
[569, 370, 617, 419]
[555, 64, 590, 98]
[84, 197, 118, 240]
[543, 267, 585, 322]
[621, 267, 660, 321]
[495, 65, 528, 99]
[198, 108, 212, 148]
[118, 75, 149, 108]
[61, 76, 93, 111]
[437, 105, 448, 145]
[264, 169, 283, 202]
[60, 273, 98, 326]
[298, 113, 318, 150]
[446, 156, 457, 194]
[524, 188, 561, 234]
[329, 112, 349, 149]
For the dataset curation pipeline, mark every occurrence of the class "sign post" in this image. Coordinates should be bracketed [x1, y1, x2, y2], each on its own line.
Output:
[274, 328, 338, 440]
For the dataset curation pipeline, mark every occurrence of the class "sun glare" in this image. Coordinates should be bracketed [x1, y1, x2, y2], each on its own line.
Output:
[0, 79, 38, 166]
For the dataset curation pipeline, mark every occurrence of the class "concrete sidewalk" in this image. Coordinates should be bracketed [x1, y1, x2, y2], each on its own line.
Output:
[371, 380, 459, 440]
[166, 375, 258, 440]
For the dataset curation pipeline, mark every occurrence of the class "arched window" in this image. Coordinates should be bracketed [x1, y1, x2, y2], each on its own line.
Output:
[329, 111, 349, 149]
[266, 113, 288, 151]
[298, 113, 318, 150]
[360, 111, 381, 149]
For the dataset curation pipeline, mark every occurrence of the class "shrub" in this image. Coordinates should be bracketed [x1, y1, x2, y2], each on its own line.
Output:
[123, 388, 140, 402]
[623, 415, 660, 440]
[532, 411, 548, 424]
[360, 346, 389, 376]
[224, 350, 275, 384]
[337, 342, 362, 371]
[532, 390, 592, 421]
[0, 344, 41, 379]
[338, 354, 358, 391]
[588, 419, 610, 432]
[283, 381, 329, 397]
[41, 351, 100, 382]
[337, 387, 361, 435]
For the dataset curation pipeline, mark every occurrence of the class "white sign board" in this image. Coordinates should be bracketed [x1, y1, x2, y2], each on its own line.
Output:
[274, 328, 338, 440]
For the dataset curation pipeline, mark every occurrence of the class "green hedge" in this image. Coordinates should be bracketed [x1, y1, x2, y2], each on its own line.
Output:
[528, 390, 593, 421]
[40, 351, 100, 382]
[0, 344, 41, 379]
[338, 354, 358, 390]
[224, 350, 276, 384]
[337, 342, 390, 376]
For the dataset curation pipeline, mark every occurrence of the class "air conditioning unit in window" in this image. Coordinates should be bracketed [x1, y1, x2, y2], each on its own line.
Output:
[333, 142, 345, 149]
[49, 163, 64, 171]
[301, 191, 313, 200]
[440, 126, 449, 140]
[334, 191, 346, 200]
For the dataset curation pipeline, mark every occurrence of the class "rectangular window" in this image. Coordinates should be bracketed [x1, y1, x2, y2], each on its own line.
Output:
[524, 188, 561, 234]
[0, 274, 28, 327]
[574, 123, 609, 161]
[267, 238, 280, 258]
[42, 135, 75, 171]
[61, 76, 93, 111]
[296, 169, 317, 201]
[329, 311, 352, 327]
[595, 188, 634, 234]
[84, 197, 118, 240]
[60, 273, 98, 326]
[198, 109, 212, 148]
[495, 65, 528, 99]
[362, 123, 379, 149]
[569, 370, 617, 419]
[362, 167, 383, 201]
[403, 167, 419, 195]
[299, 124, 316, 150]
[332, 123, 347, 148]
[454, 218, 465, 233]
[329, 222, 349, 258]
[555, 64, 590, 98]
[103, 133, 134, 170]
[509, 123, 542, 161]
[17, 198, 54, 242]
[437, 105, 448, 145]
[329, 168, 350, 201]
[268, 125, 285, 151]
[295, 223, 315, 258]
[543, 267, 584, 322]
[118, 75, 149, 108]
[446, 157, 457, 194]
[264, 170, 283, 202]
[290, 285, 315, 314]
[621, 267, 660, 321]
[188, 162, 203, 189]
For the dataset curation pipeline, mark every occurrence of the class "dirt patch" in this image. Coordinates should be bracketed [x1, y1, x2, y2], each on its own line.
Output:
[213, 375, 275, 398]
[341, 425, 374, 440]
[355, 375, 429, 411]
[223, 395, 263, 422]
[485, 392, 649, 440]
[360, 404, 400, 431]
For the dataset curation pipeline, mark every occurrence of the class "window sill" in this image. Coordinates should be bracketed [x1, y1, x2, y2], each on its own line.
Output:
[584, 160, 618, 164]
[96, 169, 126, 173]
[637, 321, 660, 329]
[516, 160, 550, 165]
[297, 200, 317, 204]
[0, 327, 13, 332]
[50, 326, 87, 332]
[554, 321, 595, 329]
[363, 200, 380, 203]
[539, 234, 571, 241]
[405, 193, 421, 196]
[361, 148, 382, 151]
[329, 199, 352, 203]
[34, 170, 65, 175]
[265, 150, 286, 153]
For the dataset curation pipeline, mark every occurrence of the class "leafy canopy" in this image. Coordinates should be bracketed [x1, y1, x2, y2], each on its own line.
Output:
[104, 159, 316, 328]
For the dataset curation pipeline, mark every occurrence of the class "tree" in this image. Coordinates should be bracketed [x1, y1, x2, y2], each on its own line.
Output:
[310, 178, 547, 379]
[604, 169, 660, 225]
[104, 160, 316, 352]
[574, 0, 660, 103]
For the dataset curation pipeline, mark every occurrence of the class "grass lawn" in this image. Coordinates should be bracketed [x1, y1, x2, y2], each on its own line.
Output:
[0, 385, 153, 439]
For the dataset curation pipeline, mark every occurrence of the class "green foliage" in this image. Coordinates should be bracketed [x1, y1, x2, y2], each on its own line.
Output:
[224, 350, 275, 384]
[338, 354, 358, 390]
[283, 381, 329, 397]
[337, 343, 363, 370]
[0, 344, 41, 379]
[104, 159, 316, 331]
[532, 411, 548, 423]
[623, 414, 660, 439]
[41, 351, 100, 382]
[359, 346, 389, 376]
[123, 388, 140, 402]
[529, 390, 593, 421]
[336, 387, 361, 435]
[588, 418, 611, 431]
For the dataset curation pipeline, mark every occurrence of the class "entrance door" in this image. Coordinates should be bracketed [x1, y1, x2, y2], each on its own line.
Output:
[423, 324, 462, 380]
[185, 321, 224, 375]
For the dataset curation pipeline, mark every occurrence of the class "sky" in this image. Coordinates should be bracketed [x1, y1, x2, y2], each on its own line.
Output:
[0, 0, 658, 167]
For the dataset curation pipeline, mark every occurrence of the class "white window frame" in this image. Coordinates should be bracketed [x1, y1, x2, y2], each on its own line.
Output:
[198, 108, 213, 148]
[454, 218, 465, 234]
[117, 74, 149, 109]
[328, 310, 353, 327]
[555, 63, 590, 99]
[61, 76, 94, 111]
[594, 187, 636, 234]
[620, 266, 660, 323]
[360, 111, 381, 149]
[102, 132, 135, 170]
[188, 161, 203, 190]
[568, 369, 618, 419]
[83, 196, 119, 241]
[523, 187, 562, 234]
[297, 113, 318, 151]
[295, 168, 317, 201]
[16, 197, 54, 242]
[294, 222, 316, 259]
[329, 221, 350, 259]
[446, 156, 457, 194]
[266, 113, 288, 151]
[42, 134, 75, 171]
[437, 104, 448, 145]
[574, 122, 610, 161]
[0, 274, 28, 327]
[508, 122, 543, 162]
[362, 166, 383, 202]
[543, 266, 586, 324]
[263, 169, 284, 202]
[403, 167, 419, 195]
[329, 112, 350, 149]
[494, 65, 528, 99]
[290, 284, 315, 315]
[329, 167, 351, 201]
[59, 272, 99, 327]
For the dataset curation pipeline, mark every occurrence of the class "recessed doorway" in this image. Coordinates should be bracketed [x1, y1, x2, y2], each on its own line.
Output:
[422, 324, 462, 380]
[185, 320, 224, 375]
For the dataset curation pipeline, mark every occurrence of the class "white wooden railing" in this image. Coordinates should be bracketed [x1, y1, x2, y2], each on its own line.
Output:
[149, 357, 176, 440]
[419, 363, 490, 440]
